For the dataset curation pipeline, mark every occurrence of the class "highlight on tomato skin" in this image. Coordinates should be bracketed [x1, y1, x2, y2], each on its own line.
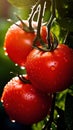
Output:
[1, 75, 53, 125]
[25, 44, 73, 93]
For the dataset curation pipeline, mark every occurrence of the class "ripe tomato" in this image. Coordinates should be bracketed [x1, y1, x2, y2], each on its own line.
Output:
[4, 20, 36, 67]
[25, 44, 73, 93]
[1, 75, 52, 125]
[4, 20, 48, 67]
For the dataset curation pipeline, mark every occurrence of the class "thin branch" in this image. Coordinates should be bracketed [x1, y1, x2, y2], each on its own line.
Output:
[37, 1, 46, 37]
[42, 93, 56, 130]
[47, 0, 56, 47]
[47, 0, 56, 30]
[28, 0, 41, 30]
[33, 0, 46, 47]
[63, 31, 69, 44]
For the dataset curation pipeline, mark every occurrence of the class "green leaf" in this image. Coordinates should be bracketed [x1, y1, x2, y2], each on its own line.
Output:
[57, 18, 73, 32]
[56, 0, 73, 18]
[7, 0, 37, 8]
[65, 93, 73, 130]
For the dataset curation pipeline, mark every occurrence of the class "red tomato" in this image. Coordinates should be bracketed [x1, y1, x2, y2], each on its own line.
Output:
[1, 75, 52, 125]
[4, 21, 48, 67]
[71, 49, 73, 84]
[4, 20, 36, 67]
[25, 44, 73, 93]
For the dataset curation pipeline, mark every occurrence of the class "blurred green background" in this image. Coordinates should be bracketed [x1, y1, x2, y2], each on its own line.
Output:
[0, 0, 28, 96]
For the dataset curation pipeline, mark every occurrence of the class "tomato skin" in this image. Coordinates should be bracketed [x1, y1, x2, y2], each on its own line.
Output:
[40, 26, 48, 43]
[25, 44, 73, 93]
[1, 76, 52, 125]
[71, 49, 73, 84]
[4, 20, 36, 67]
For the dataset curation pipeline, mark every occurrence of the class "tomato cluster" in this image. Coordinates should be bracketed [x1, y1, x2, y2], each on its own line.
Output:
[1, 20, 73, 125]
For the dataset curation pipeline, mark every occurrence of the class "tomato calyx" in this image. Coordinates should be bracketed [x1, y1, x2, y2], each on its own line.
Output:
[10, 72, 31, 84]
[27, 0, 58, 52]
[47, 33, 59, 51]
[33, 32, 58, 52]
[8, 14, 34, 33]
[15, 14, 34, 33]
[18, 75, 31, 84]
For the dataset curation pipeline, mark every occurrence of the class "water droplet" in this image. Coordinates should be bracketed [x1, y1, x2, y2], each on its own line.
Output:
[6, 103, 8, 107]
[52, 94, 54, 98]
[21, 66, 25, 70]
[51, 66, 55, 71]
[5, 52, 8, 56]
[15, 64, 18, 66]
[1, 99, 3, 103]
[46, 117, 49, 121]
[48, 62, 57, 71]
[11, 120, 16, 123]
[57, 114, 60, 118]
[4, 47, 6, 51]
[64, 57, 68, 62]
[15, 77, 19, 80]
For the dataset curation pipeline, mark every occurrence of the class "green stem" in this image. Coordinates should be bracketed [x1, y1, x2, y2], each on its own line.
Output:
[18, 75, 31, 84]
[33, 0, 46, 47]
[28, 0, 41, 30]
[9, 13, 34, 32]
[36, 0, 46, 38]
[63, 31, 69, 44]
[42, 93, 56, 130]
[47, 0, 56, 29]
[47, 0, 56, 48]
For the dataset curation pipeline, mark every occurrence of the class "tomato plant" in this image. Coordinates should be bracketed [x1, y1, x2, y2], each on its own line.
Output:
[1, 0, 73, 129]
[25, 44, 73, 93]
[1, 75, 52, 125]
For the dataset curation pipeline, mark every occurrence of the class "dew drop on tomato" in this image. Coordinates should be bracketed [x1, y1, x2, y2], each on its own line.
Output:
[50, 66, 56, 71]
[49, 62, 57, 71]
[64, 57, 68, 63]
